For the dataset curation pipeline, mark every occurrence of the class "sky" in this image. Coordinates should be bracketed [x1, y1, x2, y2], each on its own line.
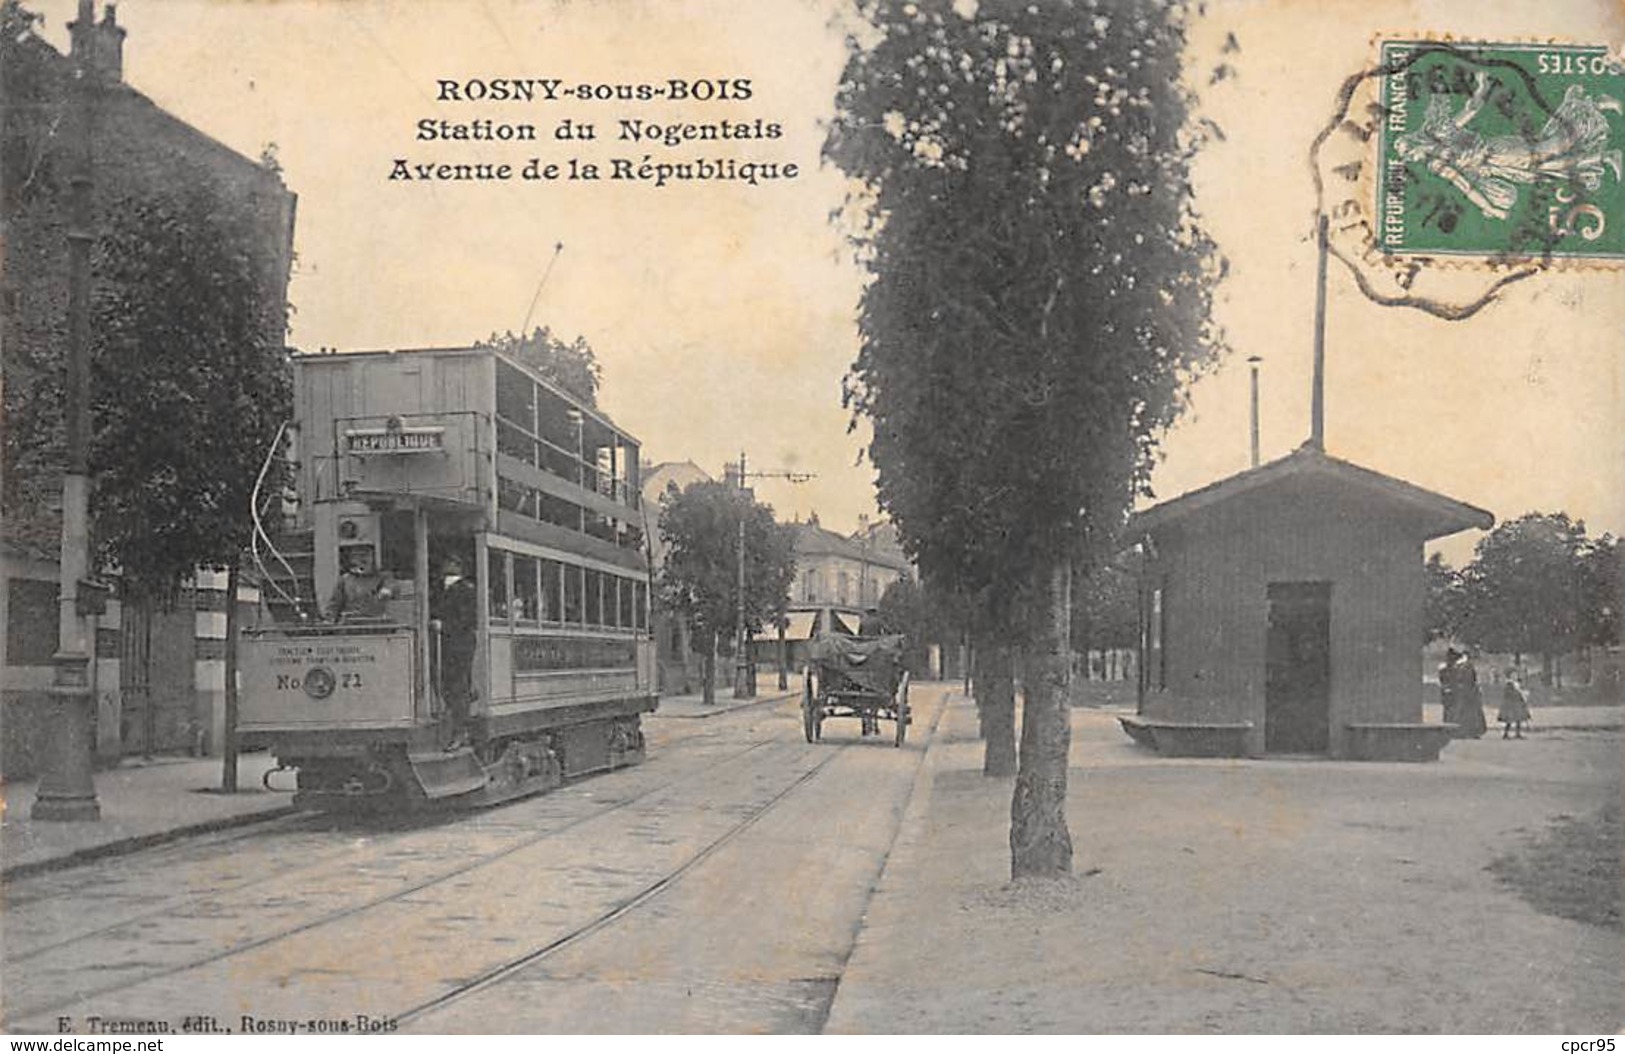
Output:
[22, 0, 1625, 560]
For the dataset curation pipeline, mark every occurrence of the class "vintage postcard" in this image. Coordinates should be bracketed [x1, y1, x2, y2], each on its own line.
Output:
[2, 0, 1620, 1039]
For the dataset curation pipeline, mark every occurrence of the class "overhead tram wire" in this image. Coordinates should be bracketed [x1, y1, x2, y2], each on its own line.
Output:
[520, 241, 566, 337]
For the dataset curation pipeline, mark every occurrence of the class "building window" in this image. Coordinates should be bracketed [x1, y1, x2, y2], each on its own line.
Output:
[837, 570, 849, 605]
[6, 578, 58, 666]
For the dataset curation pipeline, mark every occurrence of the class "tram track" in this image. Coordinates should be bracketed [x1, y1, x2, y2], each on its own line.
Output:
[7, 688, 948, 1036]
[3, 732, 810, 1029]
[5, 734, 780, 965]
[396, 687, 951, 1034]
[394, 742, 851, 1028]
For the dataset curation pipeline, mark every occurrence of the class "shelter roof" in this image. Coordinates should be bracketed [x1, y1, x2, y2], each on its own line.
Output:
[1129, 444, 1494, 542]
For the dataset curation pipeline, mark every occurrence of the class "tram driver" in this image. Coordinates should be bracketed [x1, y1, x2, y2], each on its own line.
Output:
[327, 544, 394, 622]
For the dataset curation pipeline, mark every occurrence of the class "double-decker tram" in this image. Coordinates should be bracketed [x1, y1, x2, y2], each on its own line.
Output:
[241, 346, 656, 809]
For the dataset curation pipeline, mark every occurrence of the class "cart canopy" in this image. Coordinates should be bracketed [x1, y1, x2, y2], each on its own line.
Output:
[808, 633, 904, 668]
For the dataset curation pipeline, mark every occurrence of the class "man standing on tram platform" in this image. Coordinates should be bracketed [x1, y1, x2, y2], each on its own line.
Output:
[435, 554, 479, 747]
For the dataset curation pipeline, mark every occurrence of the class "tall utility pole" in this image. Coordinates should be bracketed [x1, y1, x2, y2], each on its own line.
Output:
[728, 451, 812, 699]
[734, 451, 747, 698]
[1309, 213, 1329, 451]
[34, 0, 104, 821]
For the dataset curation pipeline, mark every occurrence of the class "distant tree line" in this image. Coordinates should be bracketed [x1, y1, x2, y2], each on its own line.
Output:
[1427, 512, 1621, 687]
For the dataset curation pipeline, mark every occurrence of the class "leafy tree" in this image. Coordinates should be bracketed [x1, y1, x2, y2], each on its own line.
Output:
[657, 481, 797, 705]
[827, 0, 1221, 877]
[81, 182, 293, 601]
[1579, 535, 1620, 650]
[2, 6, 291, 602]
[875, 574, 964, 677]
[1072, 558, 1139, 654]
[1457, 513, 1605, 685]
[1423, 551, 1464, 644]
[477, 326, 601, 409]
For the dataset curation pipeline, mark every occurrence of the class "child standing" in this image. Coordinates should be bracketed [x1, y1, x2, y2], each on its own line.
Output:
[1498, 669, 1532, 739]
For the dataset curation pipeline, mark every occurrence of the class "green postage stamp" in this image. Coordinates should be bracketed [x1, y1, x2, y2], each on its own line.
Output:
[1377, 40, 1625, 261]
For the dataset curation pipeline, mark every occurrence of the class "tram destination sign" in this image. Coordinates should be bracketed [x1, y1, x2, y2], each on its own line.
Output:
[345, 426, 446, 455]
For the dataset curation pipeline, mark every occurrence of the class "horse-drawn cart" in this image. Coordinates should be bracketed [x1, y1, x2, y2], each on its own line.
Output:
[802, 633, 910, 746]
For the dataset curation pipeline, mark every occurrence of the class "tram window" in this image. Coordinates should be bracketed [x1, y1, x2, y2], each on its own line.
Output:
[563, 564, 584, 624]
[584, 569, 603, 627]
[634, 582, 648, 631]
[497, 475, 531, 515]
[618, 576, 634, 629]
[488, 550, 509, 621]
[497, 420, 537, 466]
[540, 493, 584, 532]
[540, 441, 574, 480]
[514, 555, 539, 623]
[540, 559, 561, 622]
[496, 361, 536, 430]
[536, 386, 578, 454]
[622, 443, 641, 508]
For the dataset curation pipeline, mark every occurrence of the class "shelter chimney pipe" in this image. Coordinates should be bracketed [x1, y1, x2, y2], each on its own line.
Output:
[1247, 356, 1262, 468]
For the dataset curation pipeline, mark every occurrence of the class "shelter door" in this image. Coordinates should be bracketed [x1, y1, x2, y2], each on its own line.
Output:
[1265, 581, 1331, 754]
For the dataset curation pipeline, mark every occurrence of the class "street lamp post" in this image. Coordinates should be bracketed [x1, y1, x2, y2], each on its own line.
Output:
[34, 0, 104, 821]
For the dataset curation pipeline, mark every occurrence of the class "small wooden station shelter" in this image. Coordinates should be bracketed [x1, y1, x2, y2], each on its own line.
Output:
[1122, 444, 1492, 761]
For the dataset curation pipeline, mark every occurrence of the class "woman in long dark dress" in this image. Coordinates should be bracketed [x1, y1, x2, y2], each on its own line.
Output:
[1456, 654, 1487, 739]
[1439, 648, 1462, 730]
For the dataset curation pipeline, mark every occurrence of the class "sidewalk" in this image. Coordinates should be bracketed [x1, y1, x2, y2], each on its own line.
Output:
[825, 692, 1622, 1033]
[1, 751, 295, 880]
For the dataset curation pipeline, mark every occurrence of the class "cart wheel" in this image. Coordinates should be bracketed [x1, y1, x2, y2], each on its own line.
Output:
[894, 673, 911, 747]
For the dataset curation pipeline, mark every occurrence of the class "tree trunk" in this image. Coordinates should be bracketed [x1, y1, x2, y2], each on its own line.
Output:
[701, 629, 717, 706]
[1010, 557, 1074, 879]
[980, 644, 1017, 777]
[221, 560, 241, 793]
[971, 645, 986, 739]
